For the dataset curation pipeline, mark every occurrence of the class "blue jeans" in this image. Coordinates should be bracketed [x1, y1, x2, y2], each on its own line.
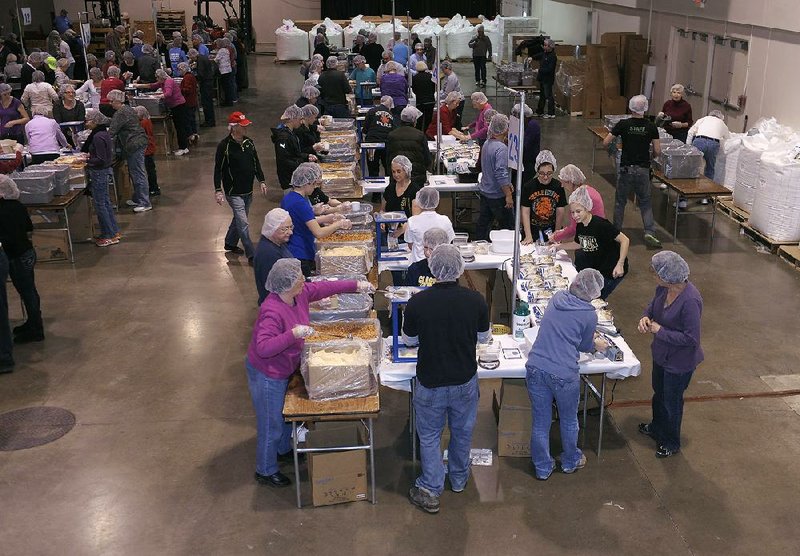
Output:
[692, 137, 720, 180]
[414, 374, 479, 495]
[127, 147, 150, 208]
[8, 248, 43, 335]
[536, 81, 554, 115]
[225, 193, 254, 258]
[476, 194, 513, 241]
[88, 167, 119, 238]
[614, 165, 656, 237]
[473, 56, 487, 83]
[651, 363, 694, 451]
[600, 274, 624, 300]
[526, 367, 583, 477]
[0, 251, 12, 367]
[246, 359, 292, 476]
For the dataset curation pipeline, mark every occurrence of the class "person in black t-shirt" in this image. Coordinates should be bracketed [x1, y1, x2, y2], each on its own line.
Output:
[603, 95, 662, 249]
[381, 155, 421, 218]
[363, 96, 397, 178]
[556, 186, 630, 299]
[405, 227, 450, 287]
[520, 150, 567, 244]
[403, 245, 491, 514]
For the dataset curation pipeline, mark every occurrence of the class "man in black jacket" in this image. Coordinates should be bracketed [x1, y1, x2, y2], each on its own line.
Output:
[534, 38, 557, 118]
[385, 106, 431, 189]
[317, 56, 352, 118]
[271, 104, 316, 189]
[20, 52, 55, 89]
[189, 47, 215, 126]
[363, 95, 397, 178]
[214, 111, 267, 263]
[361, 33, 384, 73]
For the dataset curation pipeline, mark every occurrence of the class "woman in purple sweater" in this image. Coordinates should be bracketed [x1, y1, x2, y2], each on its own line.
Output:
[379, 62, 408, 116]
[245, 258, 373, 487]
[638, 251, 703, 458]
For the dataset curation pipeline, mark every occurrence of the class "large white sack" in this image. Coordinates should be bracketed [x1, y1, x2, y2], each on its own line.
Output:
[275, 20, 309, 61]
[444, 14, 475, 60]
[343, 15, 374, 50]
[308, 18, 344, 54]
[733, 135, 770, 212]
[749, 149, 800, 242]
[714, 133, 744, 190]
[376, 20, 409, 49]
[411, 17, 446, 61]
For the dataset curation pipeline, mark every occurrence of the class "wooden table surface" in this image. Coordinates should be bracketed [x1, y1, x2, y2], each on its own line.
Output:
[283, 373, 380, 421]
[588, 125, 610, 140]
[652, 170, 731, 198]
[25, 188, 83, 209]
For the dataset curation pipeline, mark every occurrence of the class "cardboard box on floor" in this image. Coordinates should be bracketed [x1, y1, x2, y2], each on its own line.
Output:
[624, 37, 650, 97]
[493, 379, 532, 457]
[554, 56, 587, 115]
[306, 422, 368, 507]
[601, 32, 640, 66]
[583, 45, 606, 118]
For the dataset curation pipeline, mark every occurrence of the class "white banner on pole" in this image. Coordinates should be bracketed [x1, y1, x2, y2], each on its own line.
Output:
[508, 115, 522, 170]
[80, 22, 92, 48]
[21, 7, 32, 26]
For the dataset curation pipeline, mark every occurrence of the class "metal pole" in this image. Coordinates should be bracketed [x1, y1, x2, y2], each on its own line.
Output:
[14, 0, 26, 57]
[78, 11, 91, 78]
[508, 89, 526, 320]
[392, 0, 396, 37]
[435, 32, 442, 175]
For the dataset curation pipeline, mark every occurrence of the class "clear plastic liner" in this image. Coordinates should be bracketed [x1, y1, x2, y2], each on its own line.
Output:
[443, 14, 475, 60]
[22, 164, 71, 195]
[495, 62, 523, 86]
[275, 19, 310, 61]
[656, 144, 704, 178]
[309, 293, 373, 321]
[302, 339, 377, 401]
[10, 171, 56, 204]
[305, 318, 382, 368]
[316, 244, 373, 275]
[315, 238, 375, 263]
[555, 59, 586, 97]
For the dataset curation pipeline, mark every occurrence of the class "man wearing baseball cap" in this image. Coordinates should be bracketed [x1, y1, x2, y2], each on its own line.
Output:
[213, 111, 267, 264]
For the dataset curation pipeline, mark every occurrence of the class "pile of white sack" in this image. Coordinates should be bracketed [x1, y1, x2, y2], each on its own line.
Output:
[275, 20, 309, 61]
[308, 18, 343, 53]
[342, 15, 375, 49]
[376, 19, 409, 48]
[443, 14, 474, 60]
[411, 17, 446, 61]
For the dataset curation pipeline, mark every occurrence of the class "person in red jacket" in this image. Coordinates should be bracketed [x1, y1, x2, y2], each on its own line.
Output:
[134, 105, 161, 197]
[177, 62, 198, 144]
[425, 92, 464, 140]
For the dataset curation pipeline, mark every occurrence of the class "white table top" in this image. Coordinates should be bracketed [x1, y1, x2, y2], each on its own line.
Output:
[378, 244, 532, 273]
[379, 332, 641, 392]
[359, 177, 480, 196]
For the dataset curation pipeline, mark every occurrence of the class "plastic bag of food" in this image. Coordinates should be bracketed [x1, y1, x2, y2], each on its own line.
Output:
[301, 340, 377, 401]
[305, 318, 382, 368]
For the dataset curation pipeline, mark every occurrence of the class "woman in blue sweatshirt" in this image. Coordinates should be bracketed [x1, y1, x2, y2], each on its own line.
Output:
[525, 268, 608, 480]
[638, 251, 703, 458]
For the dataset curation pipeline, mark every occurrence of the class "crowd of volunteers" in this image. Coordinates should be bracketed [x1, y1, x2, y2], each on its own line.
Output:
[1, 16, 707, 517]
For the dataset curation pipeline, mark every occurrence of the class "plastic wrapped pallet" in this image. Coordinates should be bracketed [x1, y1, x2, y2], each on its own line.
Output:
[733, 134, 771, 212]
[603, 114, 630, 130]
[10, 172, 56, 204]
[555, 59, 586, 97]
[376, 20, 409, 49]
[713, 133, 744, 190]
[411, 17, 446, 61]
[657, 145, 704, 178]
[317, 244, 373, 275]
[308, 18, 344, 54]
[444, 14, 475, 60]
[302, 340, 377, 401]
[275, 20, 309, 61]
[749, 150, 800, 242]
[342, 15, 374, 50]
[477, 15, 502, 64]
[306, 318, 382, 368]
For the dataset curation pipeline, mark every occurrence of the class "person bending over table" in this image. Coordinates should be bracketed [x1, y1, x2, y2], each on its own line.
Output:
[402, 244, 491, 513]
[462, 92, 492, 142]
[521, 150, 567, 245]
[638, 251, 703, 459]
[254, 208, 293, 306]
[404, 187, 455, 263]
[385, 106, 431, 190]
[687, 109, 730, 182]
[475, 114, 514, 241]
[246, 258, 373, 487]
[363, 96, 397, 179]
[555, 186, 629, 300]
[525, 268, 608, 480]
[281, 163, 353, 277]
[425, 91, 463, 140]
[405, 227, 450, 287]
[25, 105, 69, 164]
[549, 164, 605, 244]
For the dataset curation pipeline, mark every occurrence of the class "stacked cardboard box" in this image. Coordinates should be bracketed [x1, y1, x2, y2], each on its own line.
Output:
[600, 45, 627, 116]
[493, 379, 532, 457]
[624, 36, 650, 99]
[306, 423, 368, 507]
[583, 45, 605, 118]
[554, 56, 587, 115]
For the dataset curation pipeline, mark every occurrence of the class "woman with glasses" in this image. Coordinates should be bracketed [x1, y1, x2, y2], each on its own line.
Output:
[254, 208, 294, 305]
[521, 150, 568, 245]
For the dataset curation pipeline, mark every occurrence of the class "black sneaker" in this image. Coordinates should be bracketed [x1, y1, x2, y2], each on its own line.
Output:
[408, 486, 440, 514]
[656, 445, 680, 458]
[224, 244, 244, 254]
[13, 322, 33, 335]
[255, 471, 291, 487]
[149, 189, 161, 197]
[14, 331, 45, 344]
[638, 422, 656, 438]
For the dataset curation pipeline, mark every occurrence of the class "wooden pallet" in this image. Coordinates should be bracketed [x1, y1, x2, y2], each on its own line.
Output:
[716, 196, 748, 223]
[274, 59, 305, 64]
[739, 222, 797, 253]
[778, 245, 800, 270]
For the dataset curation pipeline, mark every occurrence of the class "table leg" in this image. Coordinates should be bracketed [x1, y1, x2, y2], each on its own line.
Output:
[673, 190, 680, 243]
[63, 207, 75, 263]
[368, 418, 377, 504]
[591, 137, 597, 174]
[581, 378, 589, 448]
[292, 421, 302, 508]
[597, 375, 607, 458]
[711, 199, 717, 244]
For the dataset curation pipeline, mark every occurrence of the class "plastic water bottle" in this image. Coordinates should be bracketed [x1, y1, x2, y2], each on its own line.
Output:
[513, 302, 531, 340]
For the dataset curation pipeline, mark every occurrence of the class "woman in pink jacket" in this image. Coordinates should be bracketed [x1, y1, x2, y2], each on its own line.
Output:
[245, 258, 373, 487]
[139, 68, 191, 156]
[549, 164, 606, 244]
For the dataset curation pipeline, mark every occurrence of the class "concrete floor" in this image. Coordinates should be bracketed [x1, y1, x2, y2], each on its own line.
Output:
[1, 56, 799, 555]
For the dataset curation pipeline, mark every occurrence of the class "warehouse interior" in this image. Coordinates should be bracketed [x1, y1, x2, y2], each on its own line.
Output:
[1, 0, 800, 554]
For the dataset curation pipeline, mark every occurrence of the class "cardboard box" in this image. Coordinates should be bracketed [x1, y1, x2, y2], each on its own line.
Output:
[600, 45, 621, 96]
[602, 95, 628, 117]
[601, 32, 640, 66]
[306, 423, 368, 507]
[623, 37, 649, 97]
[493, 379, 532, 457]
[583, 45, 607, 118]
[32, 229, 69, 262]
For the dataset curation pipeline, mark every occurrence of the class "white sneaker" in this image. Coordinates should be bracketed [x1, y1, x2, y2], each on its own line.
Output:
[133, 205, 153, 213]
[674, 199, 688, 209]
[658, 182, 668, 190]
[173, 148, 189, 156]
[125, 200, 137, 207]
[699, 198, 709, 205]
[544, 114, 556, 119]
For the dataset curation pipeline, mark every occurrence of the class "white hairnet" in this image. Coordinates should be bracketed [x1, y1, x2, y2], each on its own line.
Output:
[423, 227, 450, 249]
[569, 185, 593, 211]
[380, 95, 395, 108]
[353, 55, 366, 65]
[535, 149, 557, 171]
[262, 208, 291, 238]
[569, 268, 604, 301]
[265, 258, 303, 294]
[0, 174, 20, 200]
[651, 251, 690, 284]
[488, 113, 509, 136]
[86, 108, 110, 125]
[444, 91, 463, 104]
[709, 110, 725, 120]
[471, 91, 488, 104]
[302, 85, 320, 99]
[291, 162, 322, 188]
[133, 105, 150, 120]
[281, 104, 303, 120]
[558, 164, 586, 185]
[429, 244, 464, 282]
[628, 94, 649, 114]
[400, 105, 422, 123]
[300, 103, 319, 119]
[483, 108, 498, 124]
[415, 187, 440, 210]
[391, 155, 413, 177]
[326, 56, 339, 69]
[511, 103, 533, 118]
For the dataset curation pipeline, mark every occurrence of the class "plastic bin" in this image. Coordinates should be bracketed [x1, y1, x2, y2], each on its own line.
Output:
[10, 172, 56, 204]
[23, 164, 71, 196]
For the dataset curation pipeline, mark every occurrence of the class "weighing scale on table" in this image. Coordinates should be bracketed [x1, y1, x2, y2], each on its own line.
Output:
[374, 211, 408, 262]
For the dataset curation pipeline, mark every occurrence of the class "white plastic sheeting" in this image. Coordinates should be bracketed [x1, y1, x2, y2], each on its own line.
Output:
[411, 17, 446, 61]
[376, 20, 409, 48]
[714, 133, 745, 190]
[733, 135, 771, 212]
[308, 18, 344, 54]
[343, 15, 375, 50]
[750, 150, 800, 242]
[444, 14, 475, 60]
[275, 20, 309, 61]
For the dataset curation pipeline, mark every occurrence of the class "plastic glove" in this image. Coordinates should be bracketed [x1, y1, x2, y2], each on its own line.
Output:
[292, 325, 314, 339]
[331, 213, 345, 222]
[340, 201, 352, 212]
[313, 203, 327, 215]
[357, 280, 375, 294]
[338, 219, 353, 230]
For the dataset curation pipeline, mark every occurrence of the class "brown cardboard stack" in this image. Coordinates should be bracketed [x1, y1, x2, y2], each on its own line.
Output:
[306, 423, 368, 507]
[624, 36, 650, 98]
[600, 32, 639, 66]
[600, 46, 627, 116]
[583, 45, 605, 118]
[493, 379, 532, 457]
